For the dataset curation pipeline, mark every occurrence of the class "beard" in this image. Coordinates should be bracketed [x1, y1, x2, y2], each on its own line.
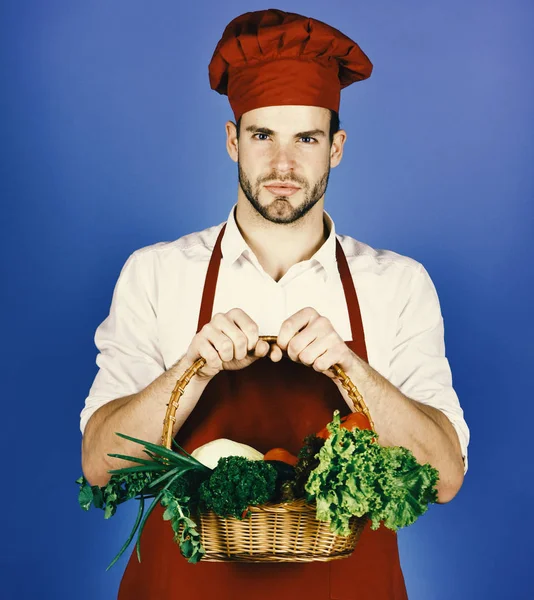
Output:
[238, 159, 330, 225]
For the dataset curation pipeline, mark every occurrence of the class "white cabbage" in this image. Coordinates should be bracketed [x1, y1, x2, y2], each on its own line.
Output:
[191, 438, 264, 469]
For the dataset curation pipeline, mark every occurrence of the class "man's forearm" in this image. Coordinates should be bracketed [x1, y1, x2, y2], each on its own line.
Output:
[81, 354, 212, 488]
[336, 351, 465, 503]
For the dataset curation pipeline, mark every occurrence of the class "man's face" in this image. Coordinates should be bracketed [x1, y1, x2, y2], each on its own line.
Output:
[232, 105, 337, 225]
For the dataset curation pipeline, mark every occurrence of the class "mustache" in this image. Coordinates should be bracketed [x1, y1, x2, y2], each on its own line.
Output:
[258, 174, 307, 187]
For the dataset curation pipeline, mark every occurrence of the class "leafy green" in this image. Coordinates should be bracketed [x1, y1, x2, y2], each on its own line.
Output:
[304, 410, 439, 535]
[112, 432, 211, 473]
[77, 433, 212, 568]
[78, 420, 440, 568]
[133, 468, 185, 564]
[77, 471, 157, 518]
[264, 460, 296, 502]
[199, 456, 277, 519]
[106, 496, 145, 571]
[161, 489, 205, 564]
[278, 434, 326, 502]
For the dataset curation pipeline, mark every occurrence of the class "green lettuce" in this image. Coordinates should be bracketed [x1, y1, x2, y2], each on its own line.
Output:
[304, 410, 439, 535]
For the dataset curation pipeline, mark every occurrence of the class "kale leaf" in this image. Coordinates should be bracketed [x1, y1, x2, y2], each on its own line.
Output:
[278, 433, 325, 502]
[199, 456, 277, 519]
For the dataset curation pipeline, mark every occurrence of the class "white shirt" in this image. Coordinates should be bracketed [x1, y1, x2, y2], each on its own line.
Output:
[80, 203, 470, 471]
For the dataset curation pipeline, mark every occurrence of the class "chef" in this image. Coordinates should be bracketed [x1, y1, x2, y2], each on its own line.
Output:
[80, 8, 469, 600]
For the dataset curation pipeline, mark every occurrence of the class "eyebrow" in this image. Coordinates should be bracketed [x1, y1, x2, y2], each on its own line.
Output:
[245, 125, 326, 138]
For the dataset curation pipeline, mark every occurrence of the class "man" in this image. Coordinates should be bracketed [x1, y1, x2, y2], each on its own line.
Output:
[80, 8, 469, 600]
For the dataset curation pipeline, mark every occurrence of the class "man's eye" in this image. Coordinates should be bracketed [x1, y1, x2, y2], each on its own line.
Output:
[253, 133, 269, 140]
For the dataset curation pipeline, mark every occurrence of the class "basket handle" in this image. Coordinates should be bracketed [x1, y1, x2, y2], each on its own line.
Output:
[161, 335, 374, 449]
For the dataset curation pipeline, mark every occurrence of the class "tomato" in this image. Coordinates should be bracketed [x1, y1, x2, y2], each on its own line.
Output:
[341, 411, 372, 431]
[316, 411, 371, 439]
[263, 448, 298, 466]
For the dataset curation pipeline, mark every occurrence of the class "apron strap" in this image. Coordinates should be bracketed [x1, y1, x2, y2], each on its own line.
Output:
[196, 224, 226, 334]
[196, 222, 369, 364]
[335, 238, 368, 363]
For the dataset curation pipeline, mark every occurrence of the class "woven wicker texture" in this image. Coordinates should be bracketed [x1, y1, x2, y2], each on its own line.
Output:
[188, 499, 367, 563]
[164, 336, 372, 562]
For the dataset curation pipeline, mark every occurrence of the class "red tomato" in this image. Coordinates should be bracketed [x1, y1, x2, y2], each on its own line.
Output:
[263, 448, 298, 466]
[316, 412, 371, 439]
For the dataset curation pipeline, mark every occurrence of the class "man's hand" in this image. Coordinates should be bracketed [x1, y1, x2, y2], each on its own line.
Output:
[186, 308, 279, 380]
[273, 307, 356, 377]
[272, 309, 464, 502]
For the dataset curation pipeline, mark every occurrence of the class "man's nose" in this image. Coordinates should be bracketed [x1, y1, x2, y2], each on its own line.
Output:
[270, 144, 297, 173]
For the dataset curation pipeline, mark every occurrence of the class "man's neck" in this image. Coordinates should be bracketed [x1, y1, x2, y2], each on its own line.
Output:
[234, 198, 328, 283]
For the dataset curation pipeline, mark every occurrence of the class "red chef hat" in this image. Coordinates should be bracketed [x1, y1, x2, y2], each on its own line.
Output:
[208, 8, 373, 122]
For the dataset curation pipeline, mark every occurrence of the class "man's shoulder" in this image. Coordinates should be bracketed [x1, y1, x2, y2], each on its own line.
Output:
[128, 221, 225, 265]
[336, 232, 422, 275]
[126, 222, 423, 280]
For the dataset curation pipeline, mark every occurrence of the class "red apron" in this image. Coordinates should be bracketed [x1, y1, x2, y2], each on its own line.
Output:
[118, 224, 408, 600]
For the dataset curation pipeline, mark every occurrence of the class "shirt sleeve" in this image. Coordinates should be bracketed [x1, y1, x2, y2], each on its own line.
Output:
[79, 251, 166, 436]
[388, 263, 470, 473]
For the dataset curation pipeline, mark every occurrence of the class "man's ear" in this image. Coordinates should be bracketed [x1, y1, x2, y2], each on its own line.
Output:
[226, 121, 239, 163]
[330, 129, 347, 168]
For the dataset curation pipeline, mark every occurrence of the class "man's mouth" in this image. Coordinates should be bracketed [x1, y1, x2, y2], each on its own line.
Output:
[264, 183, 301, 197]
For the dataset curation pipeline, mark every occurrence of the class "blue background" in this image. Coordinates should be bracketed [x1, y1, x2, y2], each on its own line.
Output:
[1, 1, 532, 598]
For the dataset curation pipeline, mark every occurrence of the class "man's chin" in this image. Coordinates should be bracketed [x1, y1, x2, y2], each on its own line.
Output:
[260, 203, 302, 224]
[261, 194, 295, 207]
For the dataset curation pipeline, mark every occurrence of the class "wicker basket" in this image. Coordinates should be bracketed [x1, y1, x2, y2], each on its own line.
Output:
[161, 336, 374, 563]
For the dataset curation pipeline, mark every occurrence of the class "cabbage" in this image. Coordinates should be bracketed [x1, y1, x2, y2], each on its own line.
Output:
[191, 438, 264, 469]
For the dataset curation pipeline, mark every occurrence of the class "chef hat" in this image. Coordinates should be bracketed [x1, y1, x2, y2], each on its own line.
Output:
[208, 8, 373, 122]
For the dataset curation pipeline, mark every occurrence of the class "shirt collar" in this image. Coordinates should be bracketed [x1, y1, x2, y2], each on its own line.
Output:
[221, 203, 338, 282]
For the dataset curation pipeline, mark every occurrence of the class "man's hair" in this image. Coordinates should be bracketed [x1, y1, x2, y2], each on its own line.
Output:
[236, 109, 341, 145]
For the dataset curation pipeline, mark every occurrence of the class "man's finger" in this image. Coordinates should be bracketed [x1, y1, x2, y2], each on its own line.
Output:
[277, 307, 318, 351]
[269, 344, 283, 362]
[252, 339, 270, 357]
